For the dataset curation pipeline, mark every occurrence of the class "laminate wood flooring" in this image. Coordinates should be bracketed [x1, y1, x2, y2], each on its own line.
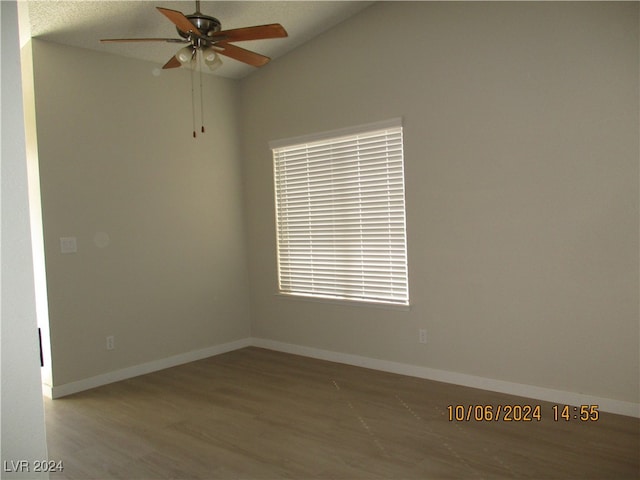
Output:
[44, 347, 639, 479]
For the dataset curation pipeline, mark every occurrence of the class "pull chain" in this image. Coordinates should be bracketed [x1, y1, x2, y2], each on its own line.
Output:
[187, 50, 206, 138]
[190, 52, 196, 138]
[199, 52, 205, 133]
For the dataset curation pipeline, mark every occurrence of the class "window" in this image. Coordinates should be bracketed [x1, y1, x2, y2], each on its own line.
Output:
[271, 118, 409, 306]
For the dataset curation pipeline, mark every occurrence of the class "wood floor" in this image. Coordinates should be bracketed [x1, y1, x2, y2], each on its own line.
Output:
[44, 347, 639, 479]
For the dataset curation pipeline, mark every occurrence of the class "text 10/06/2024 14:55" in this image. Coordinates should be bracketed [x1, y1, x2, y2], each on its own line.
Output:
[446, 404, 600, 422]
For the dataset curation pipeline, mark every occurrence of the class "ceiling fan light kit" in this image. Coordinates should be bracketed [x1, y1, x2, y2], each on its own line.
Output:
[100, 0, 287, 137]
[176, 45, 195, 65]
[203, 48, 223, 71]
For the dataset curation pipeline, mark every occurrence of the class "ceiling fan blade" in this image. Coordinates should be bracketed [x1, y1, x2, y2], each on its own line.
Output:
[156, 7, 202, 36]
[162, 56, 182, 69]
[215, 43, 271, 67]
[210, 24, 288, 43]
[100, 38, 188, 43]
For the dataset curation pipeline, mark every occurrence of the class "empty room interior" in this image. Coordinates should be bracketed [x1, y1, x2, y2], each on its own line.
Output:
[1, 1, 639, 479]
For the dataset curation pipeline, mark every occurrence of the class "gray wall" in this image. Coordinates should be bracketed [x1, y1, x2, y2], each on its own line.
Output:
[240, 2, 639, 404]
[31, 40, 251, 386]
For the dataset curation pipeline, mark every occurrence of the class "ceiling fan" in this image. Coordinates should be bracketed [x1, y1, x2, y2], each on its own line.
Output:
[100, 1, 287, 137]
[100, 1, 288, 71]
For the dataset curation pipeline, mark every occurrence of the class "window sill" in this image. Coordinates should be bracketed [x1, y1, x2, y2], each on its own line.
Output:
[274, 292, 412, 312]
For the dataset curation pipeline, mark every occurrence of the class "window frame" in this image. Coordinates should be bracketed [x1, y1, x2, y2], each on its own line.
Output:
[270, 118, 410, 308]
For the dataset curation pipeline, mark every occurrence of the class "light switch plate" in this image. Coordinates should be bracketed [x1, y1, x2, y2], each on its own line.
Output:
[60, 236, 77, 254]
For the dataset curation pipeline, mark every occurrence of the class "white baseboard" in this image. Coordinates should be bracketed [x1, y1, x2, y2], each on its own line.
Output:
[48, 338, 252, 399]
[45, 336, 639, 418]
[251, 338, 640, 418]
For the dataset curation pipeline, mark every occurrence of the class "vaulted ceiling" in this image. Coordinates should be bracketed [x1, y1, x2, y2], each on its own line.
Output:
[23, 1, 373, 79]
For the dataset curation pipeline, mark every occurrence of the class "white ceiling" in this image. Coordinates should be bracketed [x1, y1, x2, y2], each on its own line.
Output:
[23, 1, 373, 79]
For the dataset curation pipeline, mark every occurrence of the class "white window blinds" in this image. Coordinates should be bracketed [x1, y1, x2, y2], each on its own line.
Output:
[271, 119, 409, 306]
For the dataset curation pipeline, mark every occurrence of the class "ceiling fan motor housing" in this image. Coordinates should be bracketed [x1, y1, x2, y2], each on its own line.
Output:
[177, 14, 222, 41]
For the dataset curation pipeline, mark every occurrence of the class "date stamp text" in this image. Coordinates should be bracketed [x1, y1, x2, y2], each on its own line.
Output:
[447, 404, 600, 422]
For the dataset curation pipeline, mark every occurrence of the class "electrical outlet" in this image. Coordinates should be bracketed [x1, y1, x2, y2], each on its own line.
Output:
[419, 329, 427, 344]
[106, 335, 115, 350]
